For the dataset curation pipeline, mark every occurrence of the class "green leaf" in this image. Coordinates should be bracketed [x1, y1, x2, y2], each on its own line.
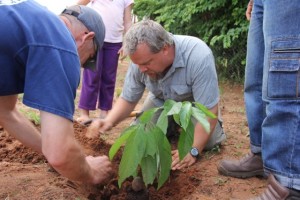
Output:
[156, 109, 168, 134]
[173, 114, 180, 125]
[118, 125, 147, 187]
[177, 120, 194, 160]
[191, 107, 211, 133]
[112, 99, 214, 189]
[163, 99, 176, 112]
[167, 101, 182, 115]
[154, 126, 171, 189]
[139, 107, 161, 123]
[193, 102, 216, 118]
[109, 125, 137, 160]
[179, 101, 192, 131]
[140, 155, 157, 186]
[144, 125, 159, 157]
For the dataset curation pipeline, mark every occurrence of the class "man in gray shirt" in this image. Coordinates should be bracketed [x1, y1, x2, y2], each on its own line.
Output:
[90, 19, 226, 170]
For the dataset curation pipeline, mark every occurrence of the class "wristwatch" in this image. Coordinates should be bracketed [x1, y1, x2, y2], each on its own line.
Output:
[190, 147, 199, 158]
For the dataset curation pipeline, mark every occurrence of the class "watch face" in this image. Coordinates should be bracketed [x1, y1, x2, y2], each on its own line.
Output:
[190, 147, 199, 157]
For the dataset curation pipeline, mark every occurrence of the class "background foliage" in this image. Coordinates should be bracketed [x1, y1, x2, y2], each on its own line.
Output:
[133, 0, 249, 82]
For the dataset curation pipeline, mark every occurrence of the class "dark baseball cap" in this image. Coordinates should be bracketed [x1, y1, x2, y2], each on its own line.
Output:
[61, 5, 105, 70]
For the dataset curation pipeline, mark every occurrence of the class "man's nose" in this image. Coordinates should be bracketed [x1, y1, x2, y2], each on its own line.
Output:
[139, 65, 148, 73]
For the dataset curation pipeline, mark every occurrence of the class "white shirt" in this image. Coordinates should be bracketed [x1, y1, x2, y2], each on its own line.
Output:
[88, 0, 134, 43]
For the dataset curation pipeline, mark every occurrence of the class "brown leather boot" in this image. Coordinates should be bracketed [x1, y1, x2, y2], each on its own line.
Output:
[251, 174, 289, 200]
[217, 152, 264, 178]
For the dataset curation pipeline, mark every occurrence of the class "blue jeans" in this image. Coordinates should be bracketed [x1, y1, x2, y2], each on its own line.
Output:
[244, 0, 265, 154]
[246, 0, 300, 190]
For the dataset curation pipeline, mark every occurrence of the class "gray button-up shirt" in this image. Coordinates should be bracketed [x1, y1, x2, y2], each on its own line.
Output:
[121, 35, 219, 110]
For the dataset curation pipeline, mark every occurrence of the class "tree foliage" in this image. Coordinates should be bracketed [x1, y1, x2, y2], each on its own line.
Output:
[133, 0, 249, 82]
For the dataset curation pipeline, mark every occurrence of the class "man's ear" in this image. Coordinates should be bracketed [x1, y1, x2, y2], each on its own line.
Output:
[79, 31, 95, 45]
[162, 44, 170, 55]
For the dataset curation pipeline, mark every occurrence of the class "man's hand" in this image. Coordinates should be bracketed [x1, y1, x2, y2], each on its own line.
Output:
[86, 119, 114, 138]
[171, 150, 197, 170]
[246, 0, 253, 20]
[86, 155, 112, 184]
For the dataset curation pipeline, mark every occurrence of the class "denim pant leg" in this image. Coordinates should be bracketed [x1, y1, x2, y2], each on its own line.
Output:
[244, 0, 265, 154]
[262, 0, 300, 190]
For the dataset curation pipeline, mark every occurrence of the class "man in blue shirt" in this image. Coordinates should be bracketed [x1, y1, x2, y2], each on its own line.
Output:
[0, 0, 112, 184]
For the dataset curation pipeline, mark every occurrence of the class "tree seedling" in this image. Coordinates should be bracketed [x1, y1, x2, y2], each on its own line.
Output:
[109, 99, 215, 189]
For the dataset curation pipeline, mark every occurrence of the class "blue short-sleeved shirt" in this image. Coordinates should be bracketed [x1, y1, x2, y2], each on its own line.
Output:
[0, 0, 81, 121]
[121, 35, 219, 109]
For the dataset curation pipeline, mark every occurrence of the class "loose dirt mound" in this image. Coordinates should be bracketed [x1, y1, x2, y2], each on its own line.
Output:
[0, 83, 267, 200]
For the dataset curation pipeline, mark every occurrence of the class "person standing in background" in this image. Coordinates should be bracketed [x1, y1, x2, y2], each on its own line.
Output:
[77, 0, 134, 123]
[218, 0, 300, 199]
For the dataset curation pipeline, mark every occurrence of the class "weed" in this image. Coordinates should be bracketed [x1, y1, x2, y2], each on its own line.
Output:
[234, 142, 243, 149]
[19, 108, 40, 125]
[214, 177, 228, 186]
[204, 145, 221, 159]
[115, 88, 122, 97]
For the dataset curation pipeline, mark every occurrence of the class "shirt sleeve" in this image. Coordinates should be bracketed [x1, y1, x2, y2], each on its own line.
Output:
[190, 48, 219, 109]
[120, 62, 146, 103]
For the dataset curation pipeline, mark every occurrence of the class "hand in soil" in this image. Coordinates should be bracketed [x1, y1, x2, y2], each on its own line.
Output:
[171, 150, 197, 170]
[86, 119, 113, 138]
[86, 120, 101, 138]
[85, 155, 112, 184]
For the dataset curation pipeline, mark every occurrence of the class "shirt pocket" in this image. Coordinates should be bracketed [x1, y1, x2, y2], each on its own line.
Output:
[170, 85, 193, 102]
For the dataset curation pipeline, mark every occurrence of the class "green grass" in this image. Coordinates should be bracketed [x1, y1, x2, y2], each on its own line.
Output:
[19, 108, 40, 125]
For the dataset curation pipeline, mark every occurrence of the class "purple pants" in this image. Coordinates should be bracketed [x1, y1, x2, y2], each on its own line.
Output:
[78, 42, 122, 111]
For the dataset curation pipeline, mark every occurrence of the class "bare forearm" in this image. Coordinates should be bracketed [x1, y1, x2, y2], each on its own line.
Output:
[192, 104, 218, 152]
[105, 97, 137, 126]
[40, 112, 95, 183]
[2, 111, 42, 153]
[59, 143, 95, 183]
[246, 0, 253, 20]
[0, 95, 42, 153]
[123, 4, 133, 34]
[124, 21, 132, 34]
[193, 118, 218, 152]
[51, 136, 94, 183]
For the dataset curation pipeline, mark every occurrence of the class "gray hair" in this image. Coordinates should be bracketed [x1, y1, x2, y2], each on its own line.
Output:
[60, 6, 89, 35]
[123, 20, 174, 55]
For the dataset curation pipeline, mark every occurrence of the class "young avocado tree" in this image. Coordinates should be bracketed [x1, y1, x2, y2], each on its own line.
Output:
[109, 99, 216, 189]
